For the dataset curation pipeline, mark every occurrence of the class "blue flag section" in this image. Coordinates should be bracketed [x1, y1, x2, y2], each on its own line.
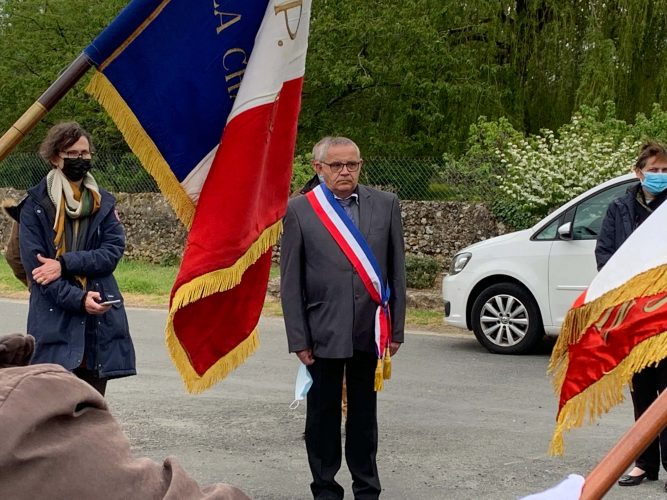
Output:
[85, 0, 270, 227]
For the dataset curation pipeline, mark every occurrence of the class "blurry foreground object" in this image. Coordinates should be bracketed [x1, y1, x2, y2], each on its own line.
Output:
[519, 474, 584, 500]
[0, 333, 249, 499]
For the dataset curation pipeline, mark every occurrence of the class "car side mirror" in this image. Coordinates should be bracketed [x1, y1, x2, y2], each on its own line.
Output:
[557, 222, 573, 240]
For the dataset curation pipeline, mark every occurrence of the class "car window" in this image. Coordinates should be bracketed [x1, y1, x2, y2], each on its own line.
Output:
[572, 181, 637, 240]
[534, 217, 561, 240]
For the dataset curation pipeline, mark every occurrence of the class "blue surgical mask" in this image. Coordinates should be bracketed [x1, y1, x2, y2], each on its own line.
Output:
[641, 172, 667, 195]
[290, 362, 313, 409]
[317, 173, 325, 183]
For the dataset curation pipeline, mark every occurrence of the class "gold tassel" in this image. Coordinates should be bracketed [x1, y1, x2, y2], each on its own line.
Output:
[374, 359, 384, 392]
[383, 348, 392, 380]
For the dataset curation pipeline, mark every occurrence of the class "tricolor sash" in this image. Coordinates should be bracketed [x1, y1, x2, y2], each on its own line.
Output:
[305, 183, 393, 391]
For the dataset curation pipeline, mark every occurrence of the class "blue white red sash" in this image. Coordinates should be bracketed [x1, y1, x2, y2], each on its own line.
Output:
[305, 183, 392, 390]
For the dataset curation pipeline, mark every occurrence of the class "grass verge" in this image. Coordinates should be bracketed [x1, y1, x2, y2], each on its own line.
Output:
[0, 259, 447, 331]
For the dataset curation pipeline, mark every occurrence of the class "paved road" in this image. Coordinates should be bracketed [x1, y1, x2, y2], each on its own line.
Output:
[0, 299, 662, 499]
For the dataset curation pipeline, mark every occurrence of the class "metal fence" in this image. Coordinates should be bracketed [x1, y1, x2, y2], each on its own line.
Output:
[0, 153, 487, 201]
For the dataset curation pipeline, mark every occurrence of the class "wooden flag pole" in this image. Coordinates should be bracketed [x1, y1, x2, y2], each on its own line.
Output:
[0, 53, 93, 162]
[581, 388, 667, 499]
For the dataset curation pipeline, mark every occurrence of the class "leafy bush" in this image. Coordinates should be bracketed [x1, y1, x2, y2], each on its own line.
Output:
[405, 254, 441, 289]
[290, 153, 315, 194]
[488, 104, 641, 229]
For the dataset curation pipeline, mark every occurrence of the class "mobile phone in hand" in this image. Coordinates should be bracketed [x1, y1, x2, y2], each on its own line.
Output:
[98, 299, 122, 306]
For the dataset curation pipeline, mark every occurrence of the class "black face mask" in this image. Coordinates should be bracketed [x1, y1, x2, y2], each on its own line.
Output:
[62, 158, 92, 182]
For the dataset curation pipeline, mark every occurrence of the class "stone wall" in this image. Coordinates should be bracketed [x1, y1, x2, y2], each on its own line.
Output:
[1, 188, 186, 265]
[0, 189, 506, 268]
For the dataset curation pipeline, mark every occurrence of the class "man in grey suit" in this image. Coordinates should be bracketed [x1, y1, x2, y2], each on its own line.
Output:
[280, 136, 406, 500]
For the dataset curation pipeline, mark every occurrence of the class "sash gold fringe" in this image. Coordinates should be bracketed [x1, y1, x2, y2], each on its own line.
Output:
[549, 264, 667, 392]
[374, 348, 393, 392]
[165, 221, 282, 393]
[374, 360, 384, 392]
[86, 71, 195, 228]
[549, 330, 667, 455]
[383, 348, 392, 380]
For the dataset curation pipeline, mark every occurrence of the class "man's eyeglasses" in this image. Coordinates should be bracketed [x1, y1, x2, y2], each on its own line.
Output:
[320, 160, 363, 173]
[60, 151, 94, 160]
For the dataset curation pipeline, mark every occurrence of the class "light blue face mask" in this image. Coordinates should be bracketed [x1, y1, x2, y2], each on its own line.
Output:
[289, 362, 313, 409]
[642, 172, 667, 195]
[317, 173, 325, 183]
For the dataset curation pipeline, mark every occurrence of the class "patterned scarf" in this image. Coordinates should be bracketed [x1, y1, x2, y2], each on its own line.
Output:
[46, 169, 101, 286]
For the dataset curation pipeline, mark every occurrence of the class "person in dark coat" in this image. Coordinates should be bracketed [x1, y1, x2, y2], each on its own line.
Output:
[595, 142, 667, 489]
[19, 122, 136, 395]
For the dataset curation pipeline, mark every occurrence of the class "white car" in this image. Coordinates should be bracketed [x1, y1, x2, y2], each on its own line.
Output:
[442, 173, 638, 354]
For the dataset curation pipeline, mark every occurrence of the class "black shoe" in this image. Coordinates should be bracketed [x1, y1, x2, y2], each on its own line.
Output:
[664, 481, 667, 492]
[618, 471, 658, 486]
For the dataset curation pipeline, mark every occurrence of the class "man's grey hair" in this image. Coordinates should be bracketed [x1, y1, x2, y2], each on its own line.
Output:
[312, 137, 361, 162]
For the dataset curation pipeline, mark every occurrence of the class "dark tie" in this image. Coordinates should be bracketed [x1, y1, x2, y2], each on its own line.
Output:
[337, 197, 357, 227]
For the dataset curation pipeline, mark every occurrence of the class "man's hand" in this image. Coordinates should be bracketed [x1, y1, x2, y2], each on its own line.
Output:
[32, 254, 62, 286]
[85, 291, 112, 315]
[296, 348, 314, 365]
[389, 341, 401, 356]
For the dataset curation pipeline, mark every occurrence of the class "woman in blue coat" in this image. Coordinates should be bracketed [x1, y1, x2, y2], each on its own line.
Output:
[19, 122, 136, 395]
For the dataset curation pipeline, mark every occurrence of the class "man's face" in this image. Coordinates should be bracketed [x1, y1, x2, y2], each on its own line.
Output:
[314, 144, 362, 198]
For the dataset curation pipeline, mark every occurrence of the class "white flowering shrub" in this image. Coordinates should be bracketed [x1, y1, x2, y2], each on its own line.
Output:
[492, 106, 641, 228]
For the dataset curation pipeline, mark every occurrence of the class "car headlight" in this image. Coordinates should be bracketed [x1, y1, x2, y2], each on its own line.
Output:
[449, 252, 472, 275]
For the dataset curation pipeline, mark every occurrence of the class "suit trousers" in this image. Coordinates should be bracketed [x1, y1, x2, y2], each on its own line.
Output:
[305, 350, 380, 500]
[631, 358, 667, 475]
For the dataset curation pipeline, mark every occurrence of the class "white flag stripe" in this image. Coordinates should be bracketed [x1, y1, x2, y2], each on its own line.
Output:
[587, 198, 667, 303]
[228, 0, 311, 123]
[181, 0, 312, 204]
[181, 145, 218, 203]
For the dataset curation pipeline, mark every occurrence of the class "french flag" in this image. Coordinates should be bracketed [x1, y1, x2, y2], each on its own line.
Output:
[86, 0, 312, 392]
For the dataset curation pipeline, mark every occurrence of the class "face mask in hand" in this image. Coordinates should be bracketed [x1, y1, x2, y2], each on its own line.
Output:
[289, 362, 313, 409]
[62, 158, 92, 182]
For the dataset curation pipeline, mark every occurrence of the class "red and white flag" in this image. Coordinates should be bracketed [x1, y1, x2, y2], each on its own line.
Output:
[549, 200, 667, 454]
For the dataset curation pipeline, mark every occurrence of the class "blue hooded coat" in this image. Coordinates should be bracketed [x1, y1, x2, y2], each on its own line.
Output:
[19, 177, 136, 379]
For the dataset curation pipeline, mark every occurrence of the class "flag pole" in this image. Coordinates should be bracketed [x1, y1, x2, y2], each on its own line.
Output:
[0, 53, 93, 162]
[581, 388, 667, 499]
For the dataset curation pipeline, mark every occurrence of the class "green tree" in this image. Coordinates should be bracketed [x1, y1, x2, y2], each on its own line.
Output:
[0, 0, 126, 152]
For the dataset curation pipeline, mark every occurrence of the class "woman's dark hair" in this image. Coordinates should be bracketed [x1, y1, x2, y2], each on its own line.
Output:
[38, 122, 94, 167]
[635, 141, 667, 171]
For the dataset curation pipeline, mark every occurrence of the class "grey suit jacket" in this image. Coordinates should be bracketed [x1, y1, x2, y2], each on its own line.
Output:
[280, 184, 406, 358]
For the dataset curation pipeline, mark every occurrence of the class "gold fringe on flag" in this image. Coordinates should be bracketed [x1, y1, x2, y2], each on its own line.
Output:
[549, 264, 667, 391]
[165, 220, 283, 393]
[85, 71, 195, 228]
[549, 331, 667, 456]
[548, 263, 667, 455]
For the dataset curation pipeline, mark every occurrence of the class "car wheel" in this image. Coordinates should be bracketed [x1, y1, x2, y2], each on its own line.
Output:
[470, 283, 544, 354]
